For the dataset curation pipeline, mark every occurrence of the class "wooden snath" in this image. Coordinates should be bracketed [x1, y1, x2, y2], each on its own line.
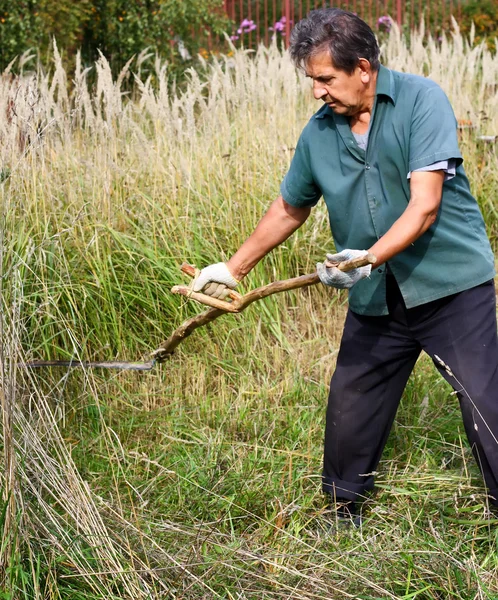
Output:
[152, 253, 376, 362]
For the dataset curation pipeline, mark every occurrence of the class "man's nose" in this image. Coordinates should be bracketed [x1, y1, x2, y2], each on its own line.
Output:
[312, 81, 327, 100]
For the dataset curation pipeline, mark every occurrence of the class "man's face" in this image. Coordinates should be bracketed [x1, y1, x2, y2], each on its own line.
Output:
[305, 50, 372, 117]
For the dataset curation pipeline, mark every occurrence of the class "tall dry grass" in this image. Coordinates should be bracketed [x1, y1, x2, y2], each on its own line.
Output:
[1, 23, 498, 598]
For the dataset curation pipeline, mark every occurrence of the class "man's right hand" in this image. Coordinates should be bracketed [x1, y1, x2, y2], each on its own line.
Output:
[192, 262, 239, 299]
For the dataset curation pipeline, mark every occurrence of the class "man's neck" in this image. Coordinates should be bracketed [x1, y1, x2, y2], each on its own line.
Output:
[349, 72, 378, 134]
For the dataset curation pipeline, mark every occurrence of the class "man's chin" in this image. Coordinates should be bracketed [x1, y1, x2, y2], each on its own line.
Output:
[328, 104, 347, 114]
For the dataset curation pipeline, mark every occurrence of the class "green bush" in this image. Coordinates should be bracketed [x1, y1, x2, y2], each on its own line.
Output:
[82, 0, 231, 70]
[0, 0, 231, 73]
[0, 0, 43, 69]
[460, 0, 498, 49]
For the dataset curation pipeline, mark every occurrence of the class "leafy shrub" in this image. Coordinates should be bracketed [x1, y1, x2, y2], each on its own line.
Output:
[0, 0, 43, 69]
[0, 0, 231, 73]
[82, 0, 231, 70]
[460, 0, 498, 49]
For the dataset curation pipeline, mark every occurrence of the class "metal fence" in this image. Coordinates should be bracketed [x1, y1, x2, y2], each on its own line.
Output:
[222, 0, 464, 47]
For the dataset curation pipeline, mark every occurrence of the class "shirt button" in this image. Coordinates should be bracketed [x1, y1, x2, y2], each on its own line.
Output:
[378, 268, 383, 273]
[365, 164, 370, 170]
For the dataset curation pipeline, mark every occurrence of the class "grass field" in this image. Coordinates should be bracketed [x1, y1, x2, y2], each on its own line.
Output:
[1, 24, 498, 599]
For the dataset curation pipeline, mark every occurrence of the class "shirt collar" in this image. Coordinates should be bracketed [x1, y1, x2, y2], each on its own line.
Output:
[314, 64, 396, 120]
[375, 64, 396, 104]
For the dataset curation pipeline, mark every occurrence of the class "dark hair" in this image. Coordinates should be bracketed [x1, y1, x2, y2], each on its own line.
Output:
[289, 9, 380, 74]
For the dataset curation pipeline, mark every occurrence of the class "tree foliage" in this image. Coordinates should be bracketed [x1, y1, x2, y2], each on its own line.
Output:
[460, 0, 498, 49]
[0, 0, 231, 72]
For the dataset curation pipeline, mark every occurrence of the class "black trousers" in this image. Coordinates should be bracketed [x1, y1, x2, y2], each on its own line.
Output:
[322, 274, 498, 506]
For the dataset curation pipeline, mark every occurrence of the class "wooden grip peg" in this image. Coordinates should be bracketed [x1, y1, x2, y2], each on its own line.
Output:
[170, 263, 243, 313]
[325, 252, 377, 271]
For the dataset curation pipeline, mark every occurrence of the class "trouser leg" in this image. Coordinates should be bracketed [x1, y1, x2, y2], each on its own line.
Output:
[418, 280, 498, 506]
[322, 288, 421, 501]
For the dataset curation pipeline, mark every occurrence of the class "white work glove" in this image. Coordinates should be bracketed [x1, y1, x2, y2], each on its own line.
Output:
[192, 262, 239, 299]
[317, 249, 372, 289]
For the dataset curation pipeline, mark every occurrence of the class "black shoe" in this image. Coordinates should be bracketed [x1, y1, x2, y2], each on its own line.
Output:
[328, 497, 362, 528]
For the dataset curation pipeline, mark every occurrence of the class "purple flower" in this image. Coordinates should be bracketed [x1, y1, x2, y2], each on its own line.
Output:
[269, 16, 292, 34]
[377, 15, 391, 31]
[237, 18, 257, 34]
[230, 34, 239, 40]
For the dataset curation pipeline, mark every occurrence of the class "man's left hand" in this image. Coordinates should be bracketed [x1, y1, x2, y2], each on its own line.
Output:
[317, 249, 372, 289]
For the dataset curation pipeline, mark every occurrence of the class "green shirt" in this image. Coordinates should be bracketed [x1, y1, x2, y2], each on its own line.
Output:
[281, 65, 495, 315]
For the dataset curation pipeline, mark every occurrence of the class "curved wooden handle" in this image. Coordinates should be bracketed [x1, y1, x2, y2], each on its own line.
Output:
[154, 253, 377, 361]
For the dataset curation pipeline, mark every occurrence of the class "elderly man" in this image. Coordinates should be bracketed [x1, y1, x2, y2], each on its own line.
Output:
[193, 9, 498, 522]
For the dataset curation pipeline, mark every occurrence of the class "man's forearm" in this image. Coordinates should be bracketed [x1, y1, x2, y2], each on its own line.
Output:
[227, 196, 311, 280]
[368, 203, 438, 266]
[369, 170, 443, 266]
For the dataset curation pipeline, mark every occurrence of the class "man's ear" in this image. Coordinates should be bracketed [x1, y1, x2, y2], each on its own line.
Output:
[357, 58, 372, 83]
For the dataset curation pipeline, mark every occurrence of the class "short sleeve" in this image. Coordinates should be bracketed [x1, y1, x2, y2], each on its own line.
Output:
[408, 85, 463, 173]
[280, 126, 322, 208]
[407, 158, 457, 181]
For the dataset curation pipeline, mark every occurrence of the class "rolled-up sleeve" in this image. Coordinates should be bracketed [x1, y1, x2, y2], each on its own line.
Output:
[280, 126, 322, 208]
[408, 85, 463, 172]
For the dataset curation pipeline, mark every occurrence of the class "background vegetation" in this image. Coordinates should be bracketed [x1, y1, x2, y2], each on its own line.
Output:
[1, 19, 498, 600]
[0, 0, 230, 72]
[4, 0, 498, 74]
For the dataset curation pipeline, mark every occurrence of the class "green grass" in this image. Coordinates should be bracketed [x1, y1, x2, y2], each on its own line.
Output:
[58, 355, 497, 598]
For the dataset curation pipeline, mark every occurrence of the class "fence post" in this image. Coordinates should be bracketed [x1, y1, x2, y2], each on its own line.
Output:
[285, 0, 291, 47]
[396, 0, 402, 27]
